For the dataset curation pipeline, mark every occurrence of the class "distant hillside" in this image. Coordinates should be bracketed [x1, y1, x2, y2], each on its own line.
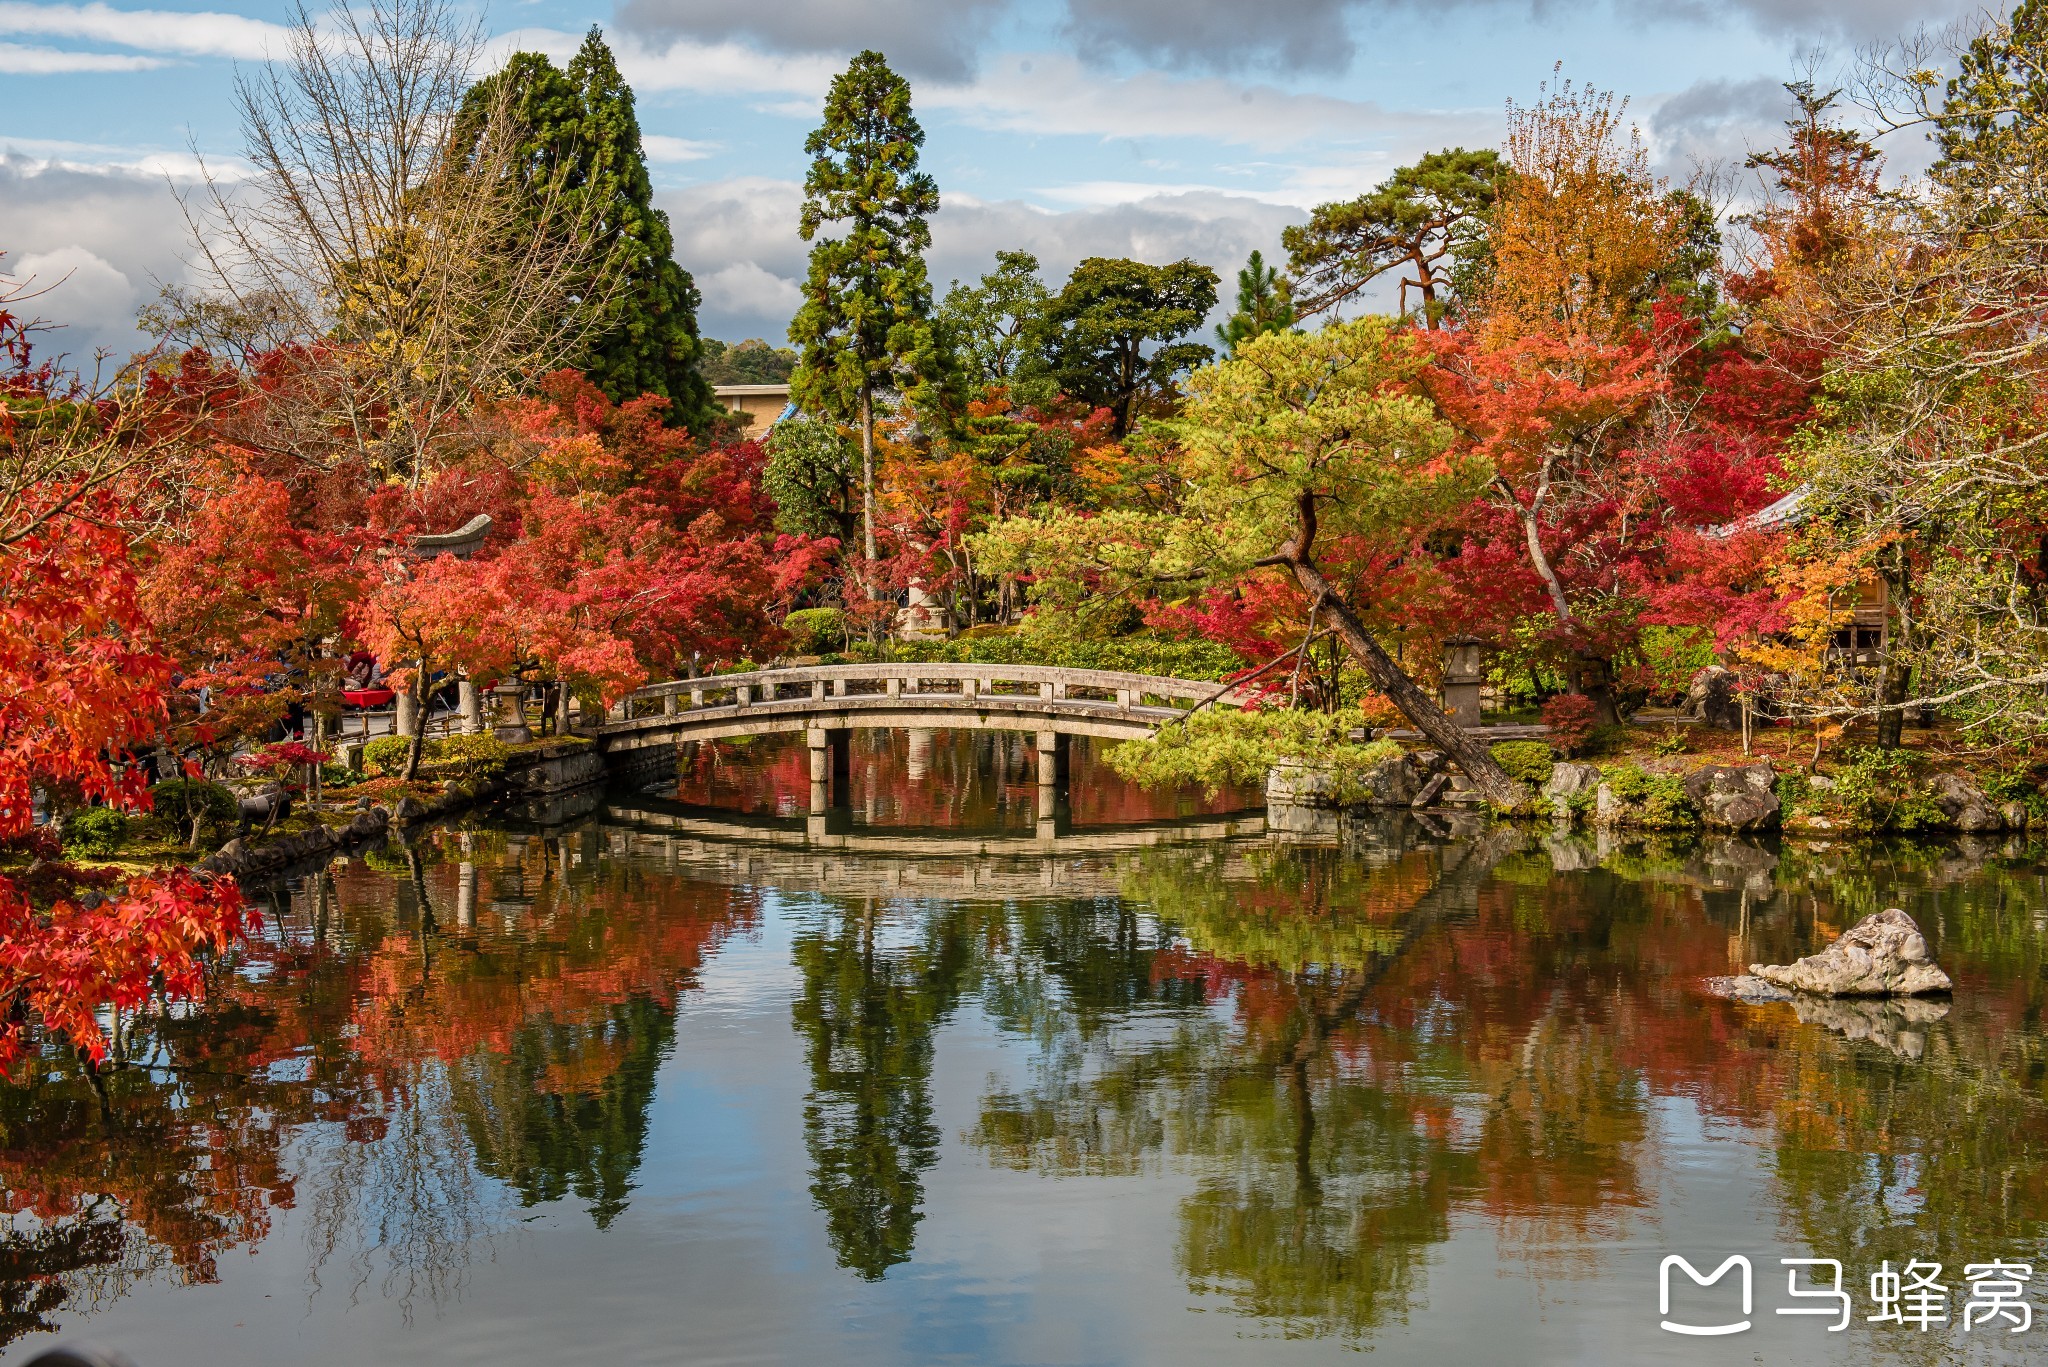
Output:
[701, 338, 798, 385]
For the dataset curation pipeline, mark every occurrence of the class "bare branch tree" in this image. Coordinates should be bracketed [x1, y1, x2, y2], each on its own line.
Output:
[177, 0, 621, 485]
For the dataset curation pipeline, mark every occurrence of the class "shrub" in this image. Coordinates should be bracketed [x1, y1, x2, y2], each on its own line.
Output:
[1490, 740, 1555, 787]
[1599, 764, 1697, 829]
[782, 606, 847, 654]
[236, 739, 332, 787]
[1541, 693, 1601, 756]
[1827, 747, 1943, 833]
[1984, 761, 2048, 822]
[362, 737, 412, 777]
[148, 778, 238, 846]
[63, 806, 130, 858]
[1357, 693, 1404, 730]
[1105, 707, 1400, 799]
[363, 734, 513, 782]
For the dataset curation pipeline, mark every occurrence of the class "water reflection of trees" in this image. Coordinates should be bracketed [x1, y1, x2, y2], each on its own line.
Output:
[973, 832, 1517, 1343]
[0, 827, 759, 1343]
[790, 899, 974, 1279]
[959, 826, 2048, 1349]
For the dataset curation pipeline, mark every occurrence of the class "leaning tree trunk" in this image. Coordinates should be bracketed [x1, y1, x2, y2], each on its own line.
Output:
[860, 382, 877, 563]
[1285, 559, 1531, 811]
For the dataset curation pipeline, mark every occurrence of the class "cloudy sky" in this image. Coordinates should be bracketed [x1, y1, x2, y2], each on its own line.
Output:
[0, 0, 1978, 361]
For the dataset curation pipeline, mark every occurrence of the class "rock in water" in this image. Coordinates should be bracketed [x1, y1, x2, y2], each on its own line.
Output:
[1751, 908, 1953, 996]
[1701, 974, 1794, 1004]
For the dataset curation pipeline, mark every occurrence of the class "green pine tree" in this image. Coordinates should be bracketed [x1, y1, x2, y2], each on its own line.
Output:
[1035, 256, 1218, 438]
[788, 50, 941, 563]
[458, 30, 714, 432]
[1282, 148, 1504, 326]
[1214, 249, 1296, 356]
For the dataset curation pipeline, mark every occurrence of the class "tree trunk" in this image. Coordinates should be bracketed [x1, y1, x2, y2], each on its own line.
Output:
[1510, 476, 1620, 726]
[400, 666, 428, 781]
[860, 381, 877, 563]
[1284, 559, 1531, 810]
[1409, 248, 1439, 329]
[1875, 546, 1912, 748]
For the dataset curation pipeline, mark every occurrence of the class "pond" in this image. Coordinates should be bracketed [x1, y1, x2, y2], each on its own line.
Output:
[3, 731, 2045, 1366]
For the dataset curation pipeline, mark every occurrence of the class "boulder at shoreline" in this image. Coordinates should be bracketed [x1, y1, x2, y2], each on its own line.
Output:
[1750, 908, 1953, 996]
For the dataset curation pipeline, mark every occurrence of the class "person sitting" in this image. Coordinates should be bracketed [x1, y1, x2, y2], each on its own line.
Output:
[343, 652, 382, 691]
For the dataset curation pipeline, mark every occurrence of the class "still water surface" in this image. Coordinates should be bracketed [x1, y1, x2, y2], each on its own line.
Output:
[3, 731, 2046, 1365]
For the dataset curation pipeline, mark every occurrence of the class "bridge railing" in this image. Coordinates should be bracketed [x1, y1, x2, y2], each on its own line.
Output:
[604, 662, 1251, 723]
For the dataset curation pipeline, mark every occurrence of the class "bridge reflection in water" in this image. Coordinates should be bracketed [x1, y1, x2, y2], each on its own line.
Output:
[588, 663, 1258, 824]
[599, 795, 1273, 899]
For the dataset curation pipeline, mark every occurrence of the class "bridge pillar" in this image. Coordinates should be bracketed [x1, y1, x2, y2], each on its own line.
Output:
[1035, 730, 1070, 787]
[1034, 732, 1071, 837]
[808, 726, 853, 814]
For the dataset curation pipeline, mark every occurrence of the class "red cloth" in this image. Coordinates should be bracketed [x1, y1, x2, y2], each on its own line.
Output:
[341, 688, 396, 708]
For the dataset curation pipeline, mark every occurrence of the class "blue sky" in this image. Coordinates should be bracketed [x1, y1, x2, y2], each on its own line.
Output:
[0, 0, 1971, 360]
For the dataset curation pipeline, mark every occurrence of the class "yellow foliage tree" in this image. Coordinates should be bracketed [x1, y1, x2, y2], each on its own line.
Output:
[1479, 71, 1688, 348]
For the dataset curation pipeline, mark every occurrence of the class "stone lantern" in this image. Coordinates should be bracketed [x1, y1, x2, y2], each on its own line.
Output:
[492, 678, 533, 744]
[1441, 636, 1486, 728]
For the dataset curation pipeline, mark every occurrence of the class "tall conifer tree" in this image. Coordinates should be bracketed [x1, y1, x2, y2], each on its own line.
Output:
[458, 30, 714, 431]
[789, 50, 940, 562]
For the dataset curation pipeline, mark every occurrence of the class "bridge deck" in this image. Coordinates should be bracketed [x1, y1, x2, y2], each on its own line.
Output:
[588, 662, 1246, 751]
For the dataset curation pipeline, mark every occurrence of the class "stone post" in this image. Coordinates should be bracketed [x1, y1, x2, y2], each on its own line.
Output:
[1442, 636, 1486, 728]
[458, 681, 483, 734]
[492, 680, 532, 744]
[394, 689, 417, 738]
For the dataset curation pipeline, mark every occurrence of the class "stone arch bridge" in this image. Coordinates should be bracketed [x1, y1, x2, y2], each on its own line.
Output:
[588, 663, 1248, 815]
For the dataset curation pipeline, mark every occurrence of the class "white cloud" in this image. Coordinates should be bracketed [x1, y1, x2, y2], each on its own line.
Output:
[1032, 179, 1318, 209]
[0, 134, 247, 180]
[698, 260, 803, 322]
[0, 152, 198, 359]
[499, 28, 1480, 153]
[9, 243, 136, 347]
[662, 175, 1309, 343]
[0, 2, 286, 59]
[0, 38, 160, 71]
[490, 25, 836, 99]
[615, 0, 1005, 82]
[642, 134, 718, 162]
[932, 54, 1492, 152]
